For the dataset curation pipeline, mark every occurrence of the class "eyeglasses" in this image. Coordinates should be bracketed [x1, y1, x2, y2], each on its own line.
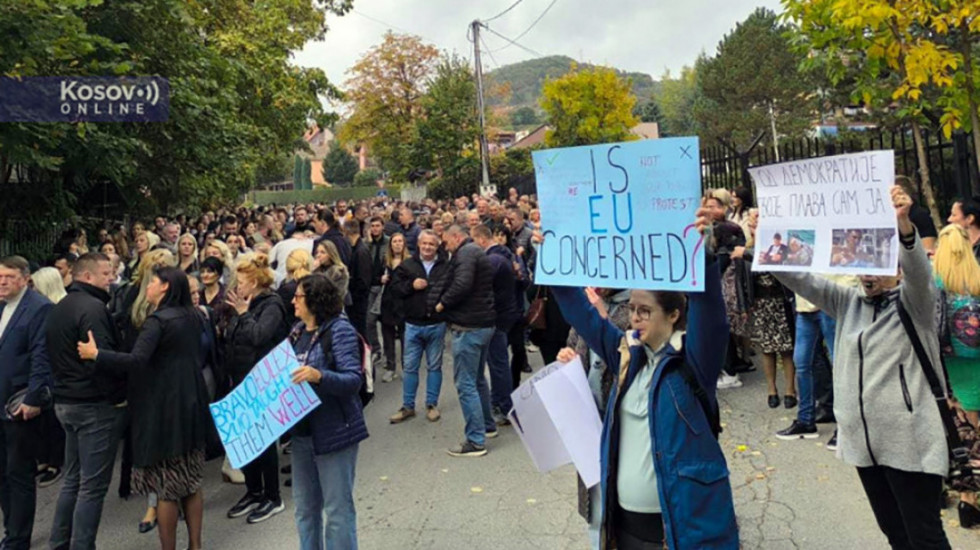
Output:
[294, 293, 306, 300]
[628, 304, 653, 321]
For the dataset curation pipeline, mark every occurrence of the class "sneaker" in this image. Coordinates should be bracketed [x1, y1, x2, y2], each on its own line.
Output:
[426, 405, 441, 422]
[284, 478, 292, 488]
[280, 464, 291, 474]
[486, 428, 499, 439]
[775, 420, 819, 440]
[227, 492, 263, 519]
[447, 441, 488, 457]
[246, 499, 285, 524]
[389, 407, 416, 424]
[717, 373, 742, 389]
[826, 431, 838, 451]
[526, 343, 539, 353]
[382, 370, 395, 383]
[492, 406, 511, 426]
[37, 467, 62, 488]
[522, 364, 533, 373]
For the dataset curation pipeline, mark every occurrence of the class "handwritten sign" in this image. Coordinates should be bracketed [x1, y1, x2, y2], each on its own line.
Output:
[209, 341, 320, 469]
[508, 357, 602, 487]
[750, 151, 898, 275]
[533, 137, 705, 291]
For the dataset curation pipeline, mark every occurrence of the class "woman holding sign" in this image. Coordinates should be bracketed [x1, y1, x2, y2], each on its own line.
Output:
[288, 273, 367, 549]
[550, 202, 738, 549]
[77, 267, 211, 550]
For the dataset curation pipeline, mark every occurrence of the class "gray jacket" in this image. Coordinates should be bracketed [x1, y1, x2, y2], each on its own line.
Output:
[774, 234, 948, 477]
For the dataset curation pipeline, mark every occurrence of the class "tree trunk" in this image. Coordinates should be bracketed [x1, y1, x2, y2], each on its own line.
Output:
[910, 120, 944, 229]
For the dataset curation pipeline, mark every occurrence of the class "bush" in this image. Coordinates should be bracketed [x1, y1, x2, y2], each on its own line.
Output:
[251, 185, 401, 206]
[353, 168, 381, 187]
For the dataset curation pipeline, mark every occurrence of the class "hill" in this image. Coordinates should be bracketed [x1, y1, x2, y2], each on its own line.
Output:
[486, 55, 658, 111]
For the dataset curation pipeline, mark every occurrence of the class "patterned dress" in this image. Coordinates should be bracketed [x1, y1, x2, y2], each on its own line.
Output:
[132, 450, 206, 501]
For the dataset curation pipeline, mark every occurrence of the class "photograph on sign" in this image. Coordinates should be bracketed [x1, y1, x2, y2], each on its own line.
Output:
[749, 150, 898, 276]
[532, 136, 705, 291]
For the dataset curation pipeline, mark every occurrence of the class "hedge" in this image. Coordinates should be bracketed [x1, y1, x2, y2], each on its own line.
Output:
[251, 185, 402, 206]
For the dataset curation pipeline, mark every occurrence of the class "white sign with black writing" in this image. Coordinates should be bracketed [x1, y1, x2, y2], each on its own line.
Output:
[749, 151, 898, 276]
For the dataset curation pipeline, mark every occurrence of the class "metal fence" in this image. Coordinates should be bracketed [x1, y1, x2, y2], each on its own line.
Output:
[701, 130, 979, 214]
[0, 220, 69, 262]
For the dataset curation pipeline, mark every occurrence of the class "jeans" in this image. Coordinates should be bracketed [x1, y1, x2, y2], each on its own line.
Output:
[0, 417, 39, 550]
[50, 403, 125, 550]
[243, 444, 280, 502]
[365, 286, 383, 360]
[857, 466, 950, 550]
[793, 311, 836, 425]
[507, 320, 528, 390]
[487, 328, 513, 413]
[402, 323, 446, 409]
[291, 437, 358, 550]
[451, 327, 495, 446]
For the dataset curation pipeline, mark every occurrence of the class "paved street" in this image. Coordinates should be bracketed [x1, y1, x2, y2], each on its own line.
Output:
[26, 346, 980, 550]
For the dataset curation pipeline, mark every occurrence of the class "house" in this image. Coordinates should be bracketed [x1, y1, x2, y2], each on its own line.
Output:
[299, 124, 335, 187]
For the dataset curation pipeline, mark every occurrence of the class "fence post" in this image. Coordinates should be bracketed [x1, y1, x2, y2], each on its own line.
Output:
[952, 132, 972, 200]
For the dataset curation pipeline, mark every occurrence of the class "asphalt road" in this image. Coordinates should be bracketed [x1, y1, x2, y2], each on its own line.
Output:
[22, 345, 980, 549]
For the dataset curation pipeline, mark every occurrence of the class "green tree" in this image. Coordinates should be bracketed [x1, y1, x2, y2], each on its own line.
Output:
[323, 143, 359, 187]
[414, 55, 480, 187]
[539, 65, 640, 147]
[340, 31, 440, 182]
[510, 106, 539, 126]
[301, 158, 312, 190]
[693, 8, 816, 152]
[353, 168, 381, 188]
[655, 67, 699, 136]
[292, 155, 304, 189]
[633, 100, 662, 124]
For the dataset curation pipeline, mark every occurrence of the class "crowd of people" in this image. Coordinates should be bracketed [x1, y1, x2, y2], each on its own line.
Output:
[0, 179, 979, 549]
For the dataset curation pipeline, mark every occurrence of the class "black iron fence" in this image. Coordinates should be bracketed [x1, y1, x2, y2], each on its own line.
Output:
[700, 130, 979, 216]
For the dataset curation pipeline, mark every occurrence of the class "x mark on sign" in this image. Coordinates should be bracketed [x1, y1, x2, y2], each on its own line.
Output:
[679, 146, 693, 159]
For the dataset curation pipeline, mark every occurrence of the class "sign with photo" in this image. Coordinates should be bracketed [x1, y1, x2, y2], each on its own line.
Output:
[749, 151, 899, 276]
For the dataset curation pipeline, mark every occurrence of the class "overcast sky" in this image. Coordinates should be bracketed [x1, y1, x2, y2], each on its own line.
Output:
[293, 0, 785, 89]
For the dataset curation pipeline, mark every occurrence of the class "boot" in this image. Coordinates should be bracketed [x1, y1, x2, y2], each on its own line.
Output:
[959, 501, 980, 529]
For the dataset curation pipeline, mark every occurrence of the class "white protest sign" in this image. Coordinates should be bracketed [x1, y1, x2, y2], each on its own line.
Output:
[749, 151, 898, 276]
[508, 357, 603, 487]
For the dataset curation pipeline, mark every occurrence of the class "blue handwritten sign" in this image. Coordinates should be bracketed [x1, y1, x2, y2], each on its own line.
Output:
[532, 137, 705, 291]
[209, 341, 320, 469]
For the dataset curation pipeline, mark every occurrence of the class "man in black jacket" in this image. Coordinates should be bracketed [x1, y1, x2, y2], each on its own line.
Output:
[432, 225, 496, 457]
[313, 207, 352, 267]
[365, 217, 389, 364]
[388, 230, 450, 424]
[45, 252, 126, 550]
[345, 222, 372, 338]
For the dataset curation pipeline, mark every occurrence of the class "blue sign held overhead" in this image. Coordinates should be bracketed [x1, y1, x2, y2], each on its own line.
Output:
[532, 137, 705, 291]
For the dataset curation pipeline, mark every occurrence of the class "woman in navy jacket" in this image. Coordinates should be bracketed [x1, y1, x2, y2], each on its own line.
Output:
[551, 204, 738, 549]
[288, 273, 368, 550]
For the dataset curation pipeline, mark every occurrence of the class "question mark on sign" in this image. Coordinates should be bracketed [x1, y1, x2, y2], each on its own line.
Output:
[683, 223, 706, 287]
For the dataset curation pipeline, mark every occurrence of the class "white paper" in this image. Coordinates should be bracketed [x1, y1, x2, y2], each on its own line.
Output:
[749, 150, 899, 276]
[508, 357, 603, 487]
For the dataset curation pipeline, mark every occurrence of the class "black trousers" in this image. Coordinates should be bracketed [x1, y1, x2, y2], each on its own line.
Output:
[508, 320, 528, 389]
[613, 505, 664, 550]
[381, 321, 403, 372]
[243, 444, 280, 502]
[37, 408, 65, 468]
[857, 465, 950, 550]
[0, 419, 39, 550]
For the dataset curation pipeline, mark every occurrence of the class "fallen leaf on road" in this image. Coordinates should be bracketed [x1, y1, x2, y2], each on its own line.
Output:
[471, 487, 483, 493]
[736, 445, 748, 453]
[755, 474, 766, 480]
[751, 451, 761, 456]
[380, 476, 389, 481]
[526, 498, 537, 504]
[441, 469, 449, 473]
[766, 467, 776, 472]
[817, 476, 830, 481]
[720, 423, 727, 428]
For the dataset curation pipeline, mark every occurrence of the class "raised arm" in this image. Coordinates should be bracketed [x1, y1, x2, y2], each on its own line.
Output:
[684, 256, 728, 400]
[772, 271, 855, 320]
[552, 286, 623, 370]
[96, 316, 164, 374]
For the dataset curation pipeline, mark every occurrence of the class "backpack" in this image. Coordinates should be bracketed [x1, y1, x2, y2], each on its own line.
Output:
[318, 317, 375, 407]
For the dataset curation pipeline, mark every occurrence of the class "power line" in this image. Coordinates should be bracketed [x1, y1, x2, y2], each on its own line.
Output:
[488, 0, 558, 53]
[483, 26, 543, 58]
[480, 36, 500, 70]
[351, 9, 411, 34]
[483, 0, 524, 23]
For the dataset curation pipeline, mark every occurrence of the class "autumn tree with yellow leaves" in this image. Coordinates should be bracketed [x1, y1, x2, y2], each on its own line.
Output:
[539, 65, 640, 148]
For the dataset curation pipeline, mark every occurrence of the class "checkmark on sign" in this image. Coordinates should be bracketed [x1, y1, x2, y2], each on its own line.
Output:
[546, 153, 560, 165]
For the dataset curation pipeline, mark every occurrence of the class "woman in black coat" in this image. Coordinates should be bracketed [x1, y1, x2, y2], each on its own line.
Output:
[78, 267, 210, 550]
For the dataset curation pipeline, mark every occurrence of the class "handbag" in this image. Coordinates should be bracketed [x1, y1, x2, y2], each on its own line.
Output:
[525, 287, 547, 331]
[897, 301, 980, 491]
[4, 386, 52, 422]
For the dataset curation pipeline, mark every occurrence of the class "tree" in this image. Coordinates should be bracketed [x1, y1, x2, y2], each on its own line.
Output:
[353, 168, 381, 188]
[633, 100, 663, 124]
[323, 143, 359, 187]
[693, 8, 816, 152]
[340, 31, 440, 182]
[539, 65, 640, 147]
[655, 67, 699, 137]
[301, 158, 312, 190]
[510, 106, 539, 126]
[292, 155, 304, 189]
[413, 55, 480, 189]
[783, 0, 970, 226]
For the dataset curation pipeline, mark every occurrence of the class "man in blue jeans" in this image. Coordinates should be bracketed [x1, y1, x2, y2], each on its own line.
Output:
[432, 225, 497, 457]
[388, 231, 450, 424]
[44, 253, 127, 550]
[776, 276, 856, 445]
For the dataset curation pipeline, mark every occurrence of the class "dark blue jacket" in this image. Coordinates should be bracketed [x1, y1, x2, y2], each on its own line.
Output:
[485, 244, 521, 332]
[0, 288, 53, 407]
[552, 259, 738, 550]
[290, 315, 368, 455]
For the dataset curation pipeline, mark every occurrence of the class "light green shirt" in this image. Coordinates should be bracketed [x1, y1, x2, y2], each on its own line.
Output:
[616, 344, 665, 513]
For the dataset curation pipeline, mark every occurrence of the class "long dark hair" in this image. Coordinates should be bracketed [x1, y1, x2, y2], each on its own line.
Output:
[733, 186, 754, 215]
[154, 266, 194, 310]
[299, 273, 344, 325]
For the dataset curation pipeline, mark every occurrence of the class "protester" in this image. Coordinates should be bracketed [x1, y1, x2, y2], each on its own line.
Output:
[287, 274, 367, 549]
[224, 254, 290, 524]
[948, 197, 980, 263]
[313, 208, 351, 268]
[365, 217, 390, 365]
[896, 175, 939, 251]
[431, 225, 497, 457]
[551, 202, 739, 549]
[773, 186, 952, 549]
[29, 266, 68, 486]
[46, 252, 128, 550]
[313, 240, 350, 300]
[399, 208, 422, 256]
[77, 266, 210, 550]
[177, 234, 200, 276]
[0, 256, 53, 550]
[388, 230, 449, 424]
[344, 221, 372, 338]
[277, 249, 314, 329]
[379, 233, 408, 383]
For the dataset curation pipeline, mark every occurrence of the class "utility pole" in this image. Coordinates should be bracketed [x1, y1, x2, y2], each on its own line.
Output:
[471, 20, 492, 192]
[769, 100, 780, 162]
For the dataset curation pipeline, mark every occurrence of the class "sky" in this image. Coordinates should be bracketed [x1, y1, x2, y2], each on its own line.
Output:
[292, 0, 786, 89]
